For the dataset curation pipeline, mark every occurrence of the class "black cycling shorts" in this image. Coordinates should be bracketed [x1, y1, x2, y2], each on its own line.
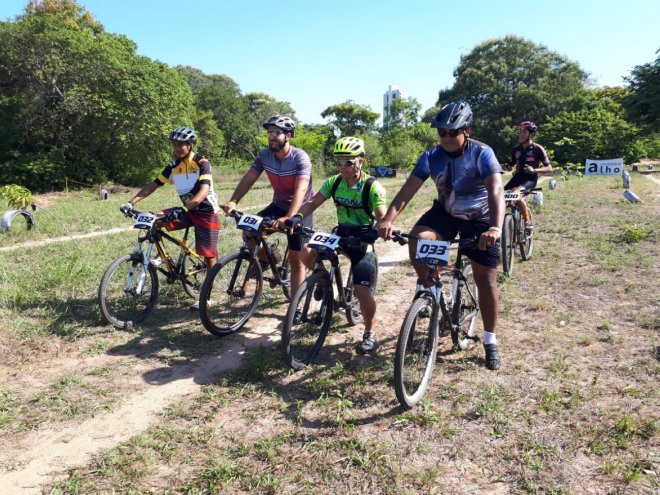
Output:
[257, 203, 312, 251]
[335, 225, 377, 288]
[504, 172, 537, 191]
[415, 200, 500, 269]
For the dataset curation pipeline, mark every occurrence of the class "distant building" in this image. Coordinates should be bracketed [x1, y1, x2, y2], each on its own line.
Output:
[383, 84, 409, 121]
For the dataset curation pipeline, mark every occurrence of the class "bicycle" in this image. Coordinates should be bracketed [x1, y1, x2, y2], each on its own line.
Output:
[390, 232, 480, 409]
[501, 187, 541, 276]
[98, 209, 207, 329]
[198, 210, 291, 337]
[280, 226, 379, 370]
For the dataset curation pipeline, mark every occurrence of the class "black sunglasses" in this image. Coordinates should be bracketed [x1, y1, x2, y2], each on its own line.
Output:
[438, 128, 462, 137]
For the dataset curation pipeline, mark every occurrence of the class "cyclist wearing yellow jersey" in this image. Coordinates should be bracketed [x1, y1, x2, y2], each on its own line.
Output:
[120, 126, 220, 309]
[288, 137, 387, 354]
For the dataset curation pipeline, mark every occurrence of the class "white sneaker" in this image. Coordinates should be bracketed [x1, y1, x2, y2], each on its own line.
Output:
[189, 301, 200, 311]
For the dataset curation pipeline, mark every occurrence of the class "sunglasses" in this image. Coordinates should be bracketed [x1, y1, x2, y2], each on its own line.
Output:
[335, 158, 359, 167]
[438, 128, 462, 137]
[266, 130, 287, 136]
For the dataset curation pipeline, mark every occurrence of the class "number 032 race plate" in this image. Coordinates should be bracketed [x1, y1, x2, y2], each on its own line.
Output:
[134, 213, 156, 229]
[415, 239, 451, 266]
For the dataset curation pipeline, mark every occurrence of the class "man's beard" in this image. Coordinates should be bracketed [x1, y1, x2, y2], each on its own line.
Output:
[269, 140, 285, 152]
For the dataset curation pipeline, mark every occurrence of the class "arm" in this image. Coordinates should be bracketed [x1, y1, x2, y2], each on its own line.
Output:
[284, 177, 310, 220]
[185, 183, 209, 211]
[129, 181, 160, 205]
[378, 175, 425, 239]
[478, 173, 505, 250]
[224, 170, 260, 214]
[297, 190, 326, 219]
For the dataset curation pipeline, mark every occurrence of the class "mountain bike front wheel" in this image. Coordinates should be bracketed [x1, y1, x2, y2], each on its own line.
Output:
[199, 251, 262, 336]
[281, 271, 334, 370]
[501, 213, 515, 277]
[519, 217, 534, 261]
[393, 295, 438, 409]
[98, 254, 159, 329]
[451, 261, 479, 347]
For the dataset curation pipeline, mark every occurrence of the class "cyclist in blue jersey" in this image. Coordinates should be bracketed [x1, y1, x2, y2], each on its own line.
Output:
[379, 101, 505, 370]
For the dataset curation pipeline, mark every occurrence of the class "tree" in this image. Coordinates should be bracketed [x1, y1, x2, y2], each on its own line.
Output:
[0, 0, 194, 189]
[244, 92, 296, 131]
[382, 97, 422, 131]
[321, 100, 379, 136]
[623, 51, 660, 132]
[437, 36, 588, 159]
[543, 105, 645, 165]
[380, 128, 425, 171]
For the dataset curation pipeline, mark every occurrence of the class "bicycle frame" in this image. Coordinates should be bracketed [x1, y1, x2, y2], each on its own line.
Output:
[125, 216, 202, 294]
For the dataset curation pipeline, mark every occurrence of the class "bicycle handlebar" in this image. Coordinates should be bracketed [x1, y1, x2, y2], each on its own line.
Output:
[302, 226, 379, 247]
[390, 230, 479, 249]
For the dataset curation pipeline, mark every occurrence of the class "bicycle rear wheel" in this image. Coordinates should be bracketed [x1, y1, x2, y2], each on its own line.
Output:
[199, 251, 262, 336]
[281, 271, 334, 370]
[451, 261, 479, 348]
[181, 241, 208, 298]
[393, 295, 438, 409]
[519, 217, 534, 261]
[501, 213, 515, 276]
[98, 254, 159, 329]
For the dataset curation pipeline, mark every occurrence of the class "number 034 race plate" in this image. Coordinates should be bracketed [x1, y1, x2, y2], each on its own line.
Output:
[308, 232, 340, 253]
[415, 239, 451, 266]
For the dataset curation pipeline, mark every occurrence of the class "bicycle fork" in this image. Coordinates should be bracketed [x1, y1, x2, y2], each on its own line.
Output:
[125, 241, 156, 295]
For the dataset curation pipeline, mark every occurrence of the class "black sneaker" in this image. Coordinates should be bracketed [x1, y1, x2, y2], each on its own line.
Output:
[293, 308, 303, 325]
[483, 343, 501, 370]
[358, 331, 377, 354]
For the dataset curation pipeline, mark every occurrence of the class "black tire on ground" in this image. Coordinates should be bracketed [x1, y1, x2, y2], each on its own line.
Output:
[393, 295, 438, 409]
[281, 271, 334, 370]
[501, 213, 515, 277]
[450, 261, 479, 347]
[199, 251, 262, 336]
[520, 216, 534, 261]
[98, 254, 159, 329]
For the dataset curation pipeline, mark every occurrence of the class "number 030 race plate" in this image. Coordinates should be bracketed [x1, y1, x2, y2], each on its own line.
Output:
[416, 239, 451, 266]
[237, 214, 263, 232]
[308, 232, 340, 252]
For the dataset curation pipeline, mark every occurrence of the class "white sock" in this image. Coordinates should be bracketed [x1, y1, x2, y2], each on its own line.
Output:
[483, 331, 497, 345]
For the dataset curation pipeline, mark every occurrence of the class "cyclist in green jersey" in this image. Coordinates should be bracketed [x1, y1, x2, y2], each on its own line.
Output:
[287, 137, 387, 354]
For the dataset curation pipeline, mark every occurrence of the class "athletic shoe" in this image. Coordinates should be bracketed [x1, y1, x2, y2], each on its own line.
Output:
[358, 331, 377, 354]
[483, 343, 501, 370]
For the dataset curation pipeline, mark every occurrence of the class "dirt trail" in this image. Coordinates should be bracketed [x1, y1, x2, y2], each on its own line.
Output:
[0, 241, 409, 493]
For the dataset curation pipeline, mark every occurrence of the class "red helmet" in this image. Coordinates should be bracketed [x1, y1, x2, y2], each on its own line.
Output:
[518, 121, 538, 133]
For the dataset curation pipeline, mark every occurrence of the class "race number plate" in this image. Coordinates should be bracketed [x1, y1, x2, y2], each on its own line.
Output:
[415, 239, 451, 266]
[237, 214, 263, 232]
[134, 212, 156, 229]
[504, 191, 521, 201]
[308, 232, 340, 253]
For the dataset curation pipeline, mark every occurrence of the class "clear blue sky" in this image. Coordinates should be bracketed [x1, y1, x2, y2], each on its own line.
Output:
[1, 0, 658, 124]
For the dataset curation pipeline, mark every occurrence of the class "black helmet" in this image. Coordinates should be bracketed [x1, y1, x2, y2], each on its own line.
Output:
[169, 126, 197, 144]
[431, 100, 473, 130]
[518, 121, 538, 133]
[262, 115, 296, 137]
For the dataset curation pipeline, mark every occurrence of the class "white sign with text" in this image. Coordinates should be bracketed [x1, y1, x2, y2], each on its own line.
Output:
[584, 158, 624, 176]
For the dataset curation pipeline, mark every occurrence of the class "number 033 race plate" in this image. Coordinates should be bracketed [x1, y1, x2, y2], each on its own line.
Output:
[415, 239, 451, 266]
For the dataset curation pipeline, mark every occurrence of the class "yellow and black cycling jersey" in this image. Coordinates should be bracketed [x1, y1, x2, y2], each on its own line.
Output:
[155, 151, 219, 213]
